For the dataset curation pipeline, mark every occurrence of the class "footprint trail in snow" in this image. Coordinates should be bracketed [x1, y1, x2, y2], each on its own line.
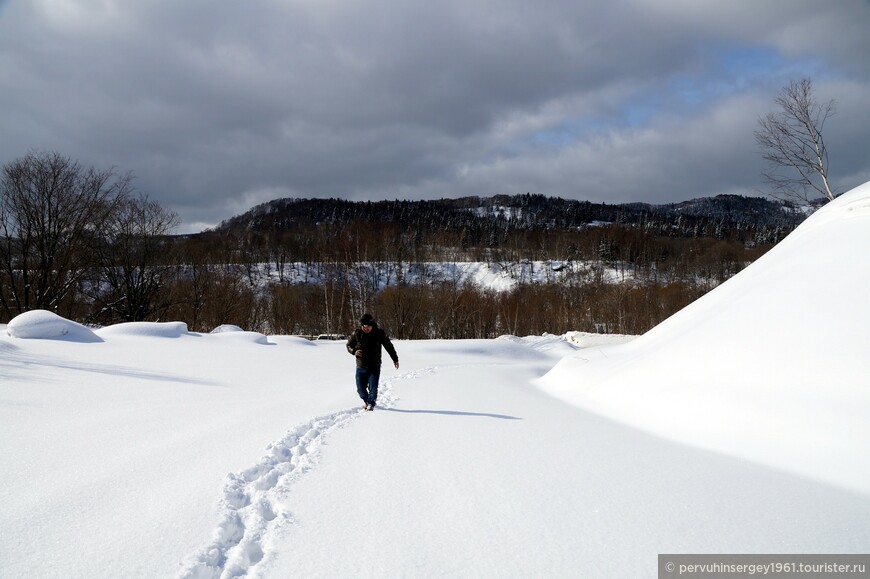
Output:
[177, 367, 435, 579]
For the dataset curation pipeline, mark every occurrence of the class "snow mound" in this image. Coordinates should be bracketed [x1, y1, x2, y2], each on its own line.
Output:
[210, 324, 244, 333]
[5, 310, 101, 342]
[206, 330, 272, 345]
[206, 324, 272, 344]
[95, 321, 189, 339]
[539, 181, 870, 495]
[498, 333, 581, 358]
[563, 331, 637, 348]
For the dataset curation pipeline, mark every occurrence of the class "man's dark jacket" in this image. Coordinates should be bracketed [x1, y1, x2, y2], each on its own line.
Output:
[346, 324, 399, 369]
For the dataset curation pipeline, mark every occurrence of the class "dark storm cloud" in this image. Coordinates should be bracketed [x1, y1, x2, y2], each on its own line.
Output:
[1, 0, 869, 231]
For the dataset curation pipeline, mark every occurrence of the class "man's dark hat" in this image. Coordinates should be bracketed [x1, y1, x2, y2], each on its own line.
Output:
[359, 313, 376, 326]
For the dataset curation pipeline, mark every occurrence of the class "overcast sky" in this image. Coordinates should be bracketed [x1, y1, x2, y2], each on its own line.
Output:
[2, 0, 869, 232]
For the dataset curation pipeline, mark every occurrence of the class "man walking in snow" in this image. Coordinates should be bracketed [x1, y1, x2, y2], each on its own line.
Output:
[346, 313, 399, 411]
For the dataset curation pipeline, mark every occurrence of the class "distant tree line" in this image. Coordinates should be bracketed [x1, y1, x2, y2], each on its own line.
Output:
[162, 223, 757, 337]
[219, 193, 802, 249]
[2, 151, 805, 337]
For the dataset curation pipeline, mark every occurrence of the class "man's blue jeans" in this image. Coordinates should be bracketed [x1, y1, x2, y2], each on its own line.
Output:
[356, 366, 381, 406]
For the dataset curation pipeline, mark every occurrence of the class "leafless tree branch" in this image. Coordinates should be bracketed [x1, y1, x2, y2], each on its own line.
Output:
[754, 78, 836, 204]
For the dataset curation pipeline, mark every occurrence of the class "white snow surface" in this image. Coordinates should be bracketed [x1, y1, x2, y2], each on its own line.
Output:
[2, 182, 869, 578]
[539, 181, 870, 496]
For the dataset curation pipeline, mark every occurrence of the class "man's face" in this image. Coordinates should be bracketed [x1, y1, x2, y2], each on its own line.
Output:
[361, 324, 373, 333]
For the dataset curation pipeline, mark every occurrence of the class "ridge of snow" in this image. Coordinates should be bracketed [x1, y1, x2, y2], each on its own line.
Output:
[538, 181, 870, 495]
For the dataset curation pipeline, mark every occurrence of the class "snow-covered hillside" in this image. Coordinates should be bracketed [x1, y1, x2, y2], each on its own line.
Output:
[1, 182, 869, 578]
[539, 181, 870, 494]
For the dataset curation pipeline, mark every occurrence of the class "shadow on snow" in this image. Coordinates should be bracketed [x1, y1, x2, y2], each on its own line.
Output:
[382, 407, 521, 420]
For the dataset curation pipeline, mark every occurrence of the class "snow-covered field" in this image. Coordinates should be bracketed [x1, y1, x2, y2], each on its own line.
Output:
[2, 182, 869, 578]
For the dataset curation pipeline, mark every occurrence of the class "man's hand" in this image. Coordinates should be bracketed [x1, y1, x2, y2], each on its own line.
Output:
[394, 362, 400, 369]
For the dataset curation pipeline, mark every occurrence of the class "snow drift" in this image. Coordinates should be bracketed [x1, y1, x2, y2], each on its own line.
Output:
[5, 309, 101, 342]
[539, 181, 870, 494]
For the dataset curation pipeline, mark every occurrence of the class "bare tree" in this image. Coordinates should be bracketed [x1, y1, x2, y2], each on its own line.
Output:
[89, 192, 180, 323]
[0, 151, 126, 321]
[755, 78, 836, 204]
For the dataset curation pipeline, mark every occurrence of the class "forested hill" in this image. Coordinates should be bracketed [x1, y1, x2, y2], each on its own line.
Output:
[214, 193, 806, 244]
[140, 193, 812, 336]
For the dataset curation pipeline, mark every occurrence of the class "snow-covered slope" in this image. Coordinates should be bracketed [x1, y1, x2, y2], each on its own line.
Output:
[1, 182, 868, 578]
[539, 181, 870, 494]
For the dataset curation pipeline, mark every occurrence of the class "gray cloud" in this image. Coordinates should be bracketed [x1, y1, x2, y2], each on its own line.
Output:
[1, 0, 869, 232]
